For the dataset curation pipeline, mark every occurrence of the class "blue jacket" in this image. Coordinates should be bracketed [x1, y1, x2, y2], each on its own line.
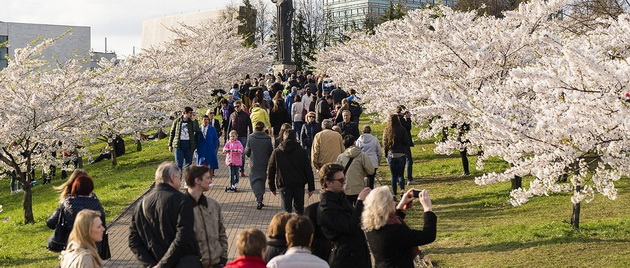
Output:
[196, 125, 219, 169]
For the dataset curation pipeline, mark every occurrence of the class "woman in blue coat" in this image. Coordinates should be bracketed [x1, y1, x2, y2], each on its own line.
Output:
[196, 115, 220, 169]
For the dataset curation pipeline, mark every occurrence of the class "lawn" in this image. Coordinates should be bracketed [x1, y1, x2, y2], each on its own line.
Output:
[0, 115, 628, 267]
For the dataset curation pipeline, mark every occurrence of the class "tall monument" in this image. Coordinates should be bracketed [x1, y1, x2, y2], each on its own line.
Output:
[272, 0, 296, 72]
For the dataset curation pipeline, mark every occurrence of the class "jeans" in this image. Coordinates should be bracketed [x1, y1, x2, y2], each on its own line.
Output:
[250, 177, 265, 203]
[174, 140, 193, 170]
[293, 121, 304, 140]
[280, 188, 305, 215]
[405, 146, 413, 181]
[388, 155, 406, 196]
[229, 166, 240, 186]
[237, 137, 248, 172]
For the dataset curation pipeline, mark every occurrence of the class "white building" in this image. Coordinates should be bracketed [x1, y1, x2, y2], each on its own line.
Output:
[0, 21, 91, 70]
[141, 9, 230, 50]
[324, 0, 457, 38]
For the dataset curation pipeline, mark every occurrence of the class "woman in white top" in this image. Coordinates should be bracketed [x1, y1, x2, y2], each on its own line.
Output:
[60, 209, 105, 268]
[291, 94, 305, 138]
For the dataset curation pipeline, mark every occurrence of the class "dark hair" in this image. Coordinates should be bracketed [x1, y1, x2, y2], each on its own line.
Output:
[233, 83, 239, 89]
[286, 216, 314, 248]
[294, 94, 302, 102]
[255, 121, 265, 131]
[184, 165, 211, 187]
[362, 125, 372, 134]
[325, 95, 333, 100]
[283, 129, 297, 141]
[343, 135, 355, 148]
[184, 106, 193, 113]
[318, 163, 344, 188]
[71, 175, 94, 196]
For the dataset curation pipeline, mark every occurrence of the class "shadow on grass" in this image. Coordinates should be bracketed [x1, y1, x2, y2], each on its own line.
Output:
[1, 255, 58, 266]
[429, 237, 630, 255]
[420, 175, 474, 184]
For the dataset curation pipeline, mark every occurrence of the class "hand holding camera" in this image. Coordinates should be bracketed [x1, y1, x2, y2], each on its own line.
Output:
[398, 189, 433, 212]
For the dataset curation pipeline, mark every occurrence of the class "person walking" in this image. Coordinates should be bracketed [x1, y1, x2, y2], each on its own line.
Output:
[228, 100, 253, 177]
[311, 119, 344, 171]
[184, 165, 228, 268]
[59, 209, 105, 268]
[266, 216, 330, 268]
[300, 112, 321, 158]
[383, 114, 412, 197]
[129, 162, 200, 267]
[267, 129, 315, 215]
[47, 175, 109, 260]
[169, 106, 199, 170]
[245, 122, 274, 209]
[355, 125, 382, 189]
[316, 163, 372, 268]
[223, 130, 244, 192]
[196, 115, 220, 170]
[337, 135, 375, 206]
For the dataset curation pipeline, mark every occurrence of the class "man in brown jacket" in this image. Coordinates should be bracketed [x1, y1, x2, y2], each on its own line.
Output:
[184, 165, 228, 268]
[311, 119, 345, 170]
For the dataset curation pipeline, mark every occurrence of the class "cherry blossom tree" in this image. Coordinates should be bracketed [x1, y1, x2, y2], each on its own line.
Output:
[0, 38, 92, 223]
[315, 0, 629, 227]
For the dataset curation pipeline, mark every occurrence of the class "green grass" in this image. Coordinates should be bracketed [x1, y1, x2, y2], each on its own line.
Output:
[361, 115, 630, 267]
[1, 115, 629, 267]
[0, 137, 171, 267]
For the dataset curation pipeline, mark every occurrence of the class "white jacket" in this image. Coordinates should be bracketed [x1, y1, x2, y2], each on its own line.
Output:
[291, 101, 305, 122]
[355, 133, 382, 168]
[266, 247, 330, 268]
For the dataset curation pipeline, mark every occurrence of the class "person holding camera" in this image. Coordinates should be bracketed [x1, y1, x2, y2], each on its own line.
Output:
[361, 186, 437, 268]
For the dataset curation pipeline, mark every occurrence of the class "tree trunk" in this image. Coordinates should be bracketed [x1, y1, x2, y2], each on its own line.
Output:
[460, 148, 470, 175]
[21, 171, 34, 224]
[571, 184, 581, 229]
[110, 142, 118, 166]
[511, 175, 522, 190]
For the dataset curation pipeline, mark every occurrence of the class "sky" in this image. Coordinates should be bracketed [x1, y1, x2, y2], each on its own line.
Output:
[0, 0, 240, 57]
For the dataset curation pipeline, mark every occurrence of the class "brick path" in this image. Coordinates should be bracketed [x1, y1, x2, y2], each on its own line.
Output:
[103, 153, 321, 267]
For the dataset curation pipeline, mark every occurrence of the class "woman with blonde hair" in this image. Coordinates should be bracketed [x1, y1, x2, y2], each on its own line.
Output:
[60, 209, 105, 268]
[361, 186, 437, 268]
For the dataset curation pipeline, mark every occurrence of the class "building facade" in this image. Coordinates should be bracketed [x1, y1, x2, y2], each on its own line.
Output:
[324, 0, 456, 38]
[0, 22, 90, 70]
[141, 6, 255, 51]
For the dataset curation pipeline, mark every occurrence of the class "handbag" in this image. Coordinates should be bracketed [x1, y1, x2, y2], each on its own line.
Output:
[46, 206, 68, 252]
[98, 231, 111, 260]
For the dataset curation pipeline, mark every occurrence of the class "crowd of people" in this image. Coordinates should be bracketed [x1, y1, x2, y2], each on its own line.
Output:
[46, 70, 435, 268]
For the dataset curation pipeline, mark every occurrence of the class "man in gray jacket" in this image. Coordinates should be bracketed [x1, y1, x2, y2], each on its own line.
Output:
[245, 122, 274, 209]
[184, 165, 228, 267]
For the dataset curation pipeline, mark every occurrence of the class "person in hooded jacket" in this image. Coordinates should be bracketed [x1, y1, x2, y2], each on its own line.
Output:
[266, 129, 315, 215]
[337, 135, 375, 206]
[245, 122, 274, 210]
[355, 125, 382, 189]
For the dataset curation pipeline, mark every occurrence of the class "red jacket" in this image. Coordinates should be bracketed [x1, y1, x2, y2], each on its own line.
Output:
[225, 256, 266, 268]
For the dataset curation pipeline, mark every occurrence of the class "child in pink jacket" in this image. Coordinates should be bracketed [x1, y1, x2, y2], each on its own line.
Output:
[223, 130, 243, 192]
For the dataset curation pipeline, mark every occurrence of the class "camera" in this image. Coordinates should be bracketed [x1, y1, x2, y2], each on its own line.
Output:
[412, 189, 422, 198]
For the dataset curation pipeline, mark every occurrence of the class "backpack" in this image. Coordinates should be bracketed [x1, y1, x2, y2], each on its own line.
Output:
[348, 100, 363, 117]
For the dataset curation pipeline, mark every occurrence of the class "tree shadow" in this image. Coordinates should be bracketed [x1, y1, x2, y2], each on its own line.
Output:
[428, 237, 630, 255]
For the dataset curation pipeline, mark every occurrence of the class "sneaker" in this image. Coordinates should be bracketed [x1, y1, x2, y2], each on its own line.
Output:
[233, 187, 238, 193]
[256, 202, 263, 210]
[240, 171, 246, 177]
[225, 186, 230, 192]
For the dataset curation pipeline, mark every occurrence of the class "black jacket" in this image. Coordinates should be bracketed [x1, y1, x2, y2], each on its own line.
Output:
[317, 191, 372, 268]
[315, 99, 331, 124]
[263, 237, 288, 263]
[366, 211, 437, 268]
[388, 125, 412, 155]
[129, 183, 199, 267]
[337, 121, 360, 142]
[267, 140, 315, 192]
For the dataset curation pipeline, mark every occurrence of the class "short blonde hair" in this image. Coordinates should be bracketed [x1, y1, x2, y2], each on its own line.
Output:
[236, 228, 267, 257]
[361, 186, 396, 232]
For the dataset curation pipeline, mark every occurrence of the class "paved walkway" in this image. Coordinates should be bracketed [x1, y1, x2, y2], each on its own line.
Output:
[103, 153, 321, 267]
